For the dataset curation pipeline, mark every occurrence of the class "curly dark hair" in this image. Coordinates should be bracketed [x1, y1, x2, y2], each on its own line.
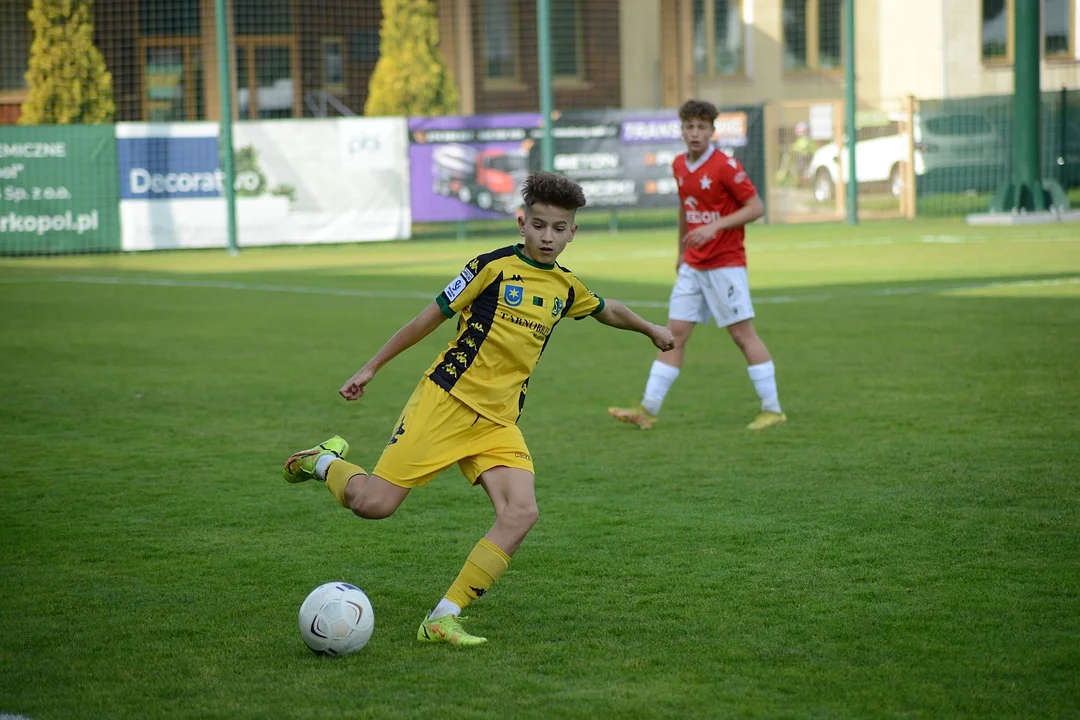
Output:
[522, 171, 587, 212]
[678, 99, 718, 123]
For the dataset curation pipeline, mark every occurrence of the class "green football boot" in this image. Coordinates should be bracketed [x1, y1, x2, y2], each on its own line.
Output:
[417, 615, 488, 647]
[283, 436, 349, 484]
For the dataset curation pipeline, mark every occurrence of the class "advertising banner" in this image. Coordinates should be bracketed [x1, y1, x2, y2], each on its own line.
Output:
[542, 108, 765, 210]
[0, 125, 121, 254]
[117, 118, 410, 251]
[408, 108, 764, 221]
[408, 113, 541, 223]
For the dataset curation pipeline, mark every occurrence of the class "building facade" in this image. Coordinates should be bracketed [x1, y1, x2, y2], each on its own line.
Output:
[649, 0, 1079, 108]
[0, 0, 1076, 124]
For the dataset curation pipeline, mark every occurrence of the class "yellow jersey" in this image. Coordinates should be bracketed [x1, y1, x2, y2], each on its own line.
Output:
[430, 244, 604, 426]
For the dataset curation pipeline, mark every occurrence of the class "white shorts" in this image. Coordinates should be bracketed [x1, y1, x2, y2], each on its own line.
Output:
[668, 265, 755, 327]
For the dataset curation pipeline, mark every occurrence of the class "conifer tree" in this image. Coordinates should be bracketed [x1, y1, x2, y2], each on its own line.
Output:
[19, 0, 115, 125]
[365, 0, 459, 116]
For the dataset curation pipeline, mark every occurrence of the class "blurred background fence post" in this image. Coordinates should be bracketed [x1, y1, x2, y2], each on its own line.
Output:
[902, 94, 917, 220]
[536, 0, 554, 173]
[213, 0, 238, 255]
[844, 0, 858, 225]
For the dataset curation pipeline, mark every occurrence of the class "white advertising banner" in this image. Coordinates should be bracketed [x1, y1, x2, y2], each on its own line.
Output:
[117, 118, 410, 251]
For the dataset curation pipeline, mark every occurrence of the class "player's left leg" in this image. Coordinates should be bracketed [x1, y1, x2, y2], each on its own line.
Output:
[700, 267, 786, 430]
[419, 426, 535, 647]
[728, 319, 786, 430]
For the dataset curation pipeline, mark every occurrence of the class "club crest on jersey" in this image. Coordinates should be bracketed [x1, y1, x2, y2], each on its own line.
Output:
[504, 284, 524, 307]
[551, 297, 564, 317]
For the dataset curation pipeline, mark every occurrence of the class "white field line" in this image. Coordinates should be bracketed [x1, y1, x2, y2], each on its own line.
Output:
[586, 233, 1080, 262]
[1, 274, 1077, 310]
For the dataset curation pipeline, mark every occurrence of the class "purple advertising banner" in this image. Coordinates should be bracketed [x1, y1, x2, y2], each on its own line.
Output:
[408, 108, 763, 220]
[409, 113, 541, 222]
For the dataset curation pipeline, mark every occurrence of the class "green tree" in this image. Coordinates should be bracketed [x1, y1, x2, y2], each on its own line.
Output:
[365, 0, 458, 117]
[19, 0, 115, 125]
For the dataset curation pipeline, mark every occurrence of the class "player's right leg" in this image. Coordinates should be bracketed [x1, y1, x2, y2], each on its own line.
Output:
[609, 266, 704, 429]
[283, 436, 349, 484]
[607, 320, 694, 429]
[283, 437, 407, 516]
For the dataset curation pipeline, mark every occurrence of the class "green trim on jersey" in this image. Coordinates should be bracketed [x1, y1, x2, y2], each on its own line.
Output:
[513, 244, 555, 270]
[436, 293, 454, 318]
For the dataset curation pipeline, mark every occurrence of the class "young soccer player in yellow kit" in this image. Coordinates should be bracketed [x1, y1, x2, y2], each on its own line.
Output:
[283, 172, 675, 647]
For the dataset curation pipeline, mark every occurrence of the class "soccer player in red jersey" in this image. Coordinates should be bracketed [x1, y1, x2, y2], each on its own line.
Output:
[609, 99, 786, 431]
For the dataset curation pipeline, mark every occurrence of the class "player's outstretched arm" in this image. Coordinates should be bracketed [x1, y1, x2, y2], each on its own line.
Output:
[593, 300, 675, 351]
[339, 301, 448, 401]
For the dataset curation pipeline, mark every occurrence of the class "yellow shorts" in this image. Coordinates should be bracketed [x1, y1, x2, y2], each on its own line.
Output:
[372, 377, 534, 488]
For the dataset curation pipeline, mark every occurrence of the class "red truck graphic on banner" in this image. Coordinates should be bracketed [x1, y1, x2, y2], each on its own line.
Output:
[432, 144, 528, 214]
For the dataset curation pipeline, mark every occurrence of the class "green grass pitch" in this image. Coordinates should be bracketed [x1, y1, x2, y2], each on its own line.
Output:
[1, 217, 1078, 719]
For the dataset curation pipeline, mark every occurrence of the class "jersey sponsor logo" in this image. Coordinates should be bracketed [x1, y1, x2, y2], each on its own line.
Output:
[551, 297, 564, 317]
[499, 311, 551, 338]
[504, 284, 524, 307]
[443, 273, 470, 302]
[509, 274, 524, 282]
[686, 210, 725, 224]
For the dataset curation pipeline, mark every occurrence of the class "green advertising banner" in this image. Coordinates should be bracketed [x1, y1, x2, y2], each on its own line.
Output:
[0, 125, 121, 255]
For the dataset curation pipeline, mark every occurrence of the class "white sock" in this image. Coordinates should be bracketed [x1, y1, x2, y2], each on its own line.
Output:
[429, 598, 462, 619]
[747, 360, 782, 413]
[642, 360, 680, 415]
[314, 454, 336, 481]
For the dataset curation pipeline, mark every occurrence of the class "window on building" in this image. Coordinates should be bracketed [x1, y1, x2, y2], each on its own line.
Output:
[693, 0, 745, 76]
[783, 0, 807, 70]
[1045, 0, 1073, 57]
[483, 0, 520, 81]
[982, 0, 1009, 60]
[817, 0, 842, 70]
[321, 37, 345, 93]
[982, 0, 1075, 62]
[236, 42, 297, 119]
[783, 0, 842, 72]
[234, 0, 292, 35]
[139, 0, 199, 36]
[142, 40, 203, 121]
[551, 0, 584, 79]
[1, 0, 31, 91]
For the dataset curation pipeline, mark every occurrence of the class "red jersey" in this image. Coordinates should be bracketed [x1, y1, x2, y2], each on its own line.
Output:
[673, 146, 757, 269]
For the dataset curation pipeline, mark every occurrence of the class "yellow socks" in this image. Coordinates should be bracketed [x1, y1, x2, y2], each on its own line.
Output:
[444, 538, 511, 610]
[325, 460, 366, 508]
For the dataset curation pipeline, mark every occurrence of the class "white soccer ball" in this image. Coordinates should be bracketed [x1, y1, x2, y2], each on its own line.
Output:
[298, 581, 375, 656]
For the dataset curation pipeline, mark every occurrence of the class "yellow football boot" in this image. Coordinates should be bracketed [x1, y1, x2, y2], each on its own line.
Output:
[607, 404, 658, 430]
[747, 411, 787, 431]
